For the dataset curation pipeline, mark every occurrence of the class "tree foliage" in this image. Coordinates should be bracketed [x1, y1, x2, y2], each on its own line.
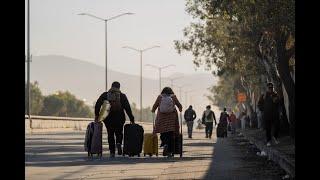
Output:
[175, 0, 295, 136]
[26, 82, 93, 118]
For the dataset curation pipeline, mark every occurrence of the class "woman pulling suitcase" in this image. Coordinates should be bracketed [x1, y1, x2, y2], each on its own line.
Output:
[151, 87, 183, 158]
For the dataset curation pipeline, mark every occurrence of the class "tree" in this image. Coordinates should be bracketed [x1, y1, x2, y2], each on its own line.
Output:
[40, 93, 65, 116]
[25, 81, 44, 115]
[175, 0, 295, 137]
[39, 91, 94, 118]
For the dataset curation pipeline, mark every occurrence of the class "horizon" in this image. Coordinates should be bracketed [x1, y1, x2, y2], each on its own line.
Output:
[30, 54, 215, 80]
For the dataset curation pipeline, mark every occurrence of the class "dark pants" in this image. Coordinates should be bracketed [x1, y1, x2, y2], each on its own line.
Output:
[104, 123, 124, 154]
[205, 122, 213, 137]
[186, 121, 194, 138]
[265, 116, 280, 142]
[160, 131, 174, 153]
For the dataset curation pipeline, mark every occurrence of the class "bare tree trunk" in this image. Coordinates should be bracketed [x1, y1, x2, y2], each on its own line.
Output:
[275, 31, 295, 138]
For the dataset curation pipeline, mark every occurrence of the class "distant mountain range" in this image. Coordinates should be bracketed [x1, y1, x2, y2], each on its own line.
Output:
[28, 55, 217, 114]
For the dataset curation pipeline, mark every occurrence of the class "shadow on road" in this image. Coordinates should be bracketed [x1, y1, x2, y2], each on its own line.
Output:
[202, 135, 287, 180]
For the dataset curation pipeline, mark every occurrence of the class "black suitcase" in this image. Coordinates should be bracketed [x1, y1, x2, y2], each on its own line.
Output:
[173, 113, 183, 157]
[217, 123, 227, 138]
[123, 123, 144, 157]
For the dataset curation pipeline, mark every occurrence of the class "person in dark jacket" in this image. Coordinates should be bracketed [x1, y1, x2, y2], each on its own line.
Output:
[95, 81, 135, 157]
[219, 107, 229, 138]
[258, 82, 280, 147]
[184, 105, 197, 138]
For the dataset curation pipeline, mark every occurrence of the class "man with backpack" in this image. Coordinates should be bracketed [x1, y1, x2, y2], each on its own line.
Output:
[184, 105, 197, 138]
[202, 105, 217, 139]
[95, 81, 135, 157]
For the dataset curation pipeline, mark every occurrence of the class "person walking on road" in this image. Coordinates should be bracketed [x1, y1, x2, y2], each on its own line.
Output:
[258, 82, 281, 147]
[202, 105, 217, 139]
[229, 111, 237, 135]
[219, 107, 229, 138]
[240, 111, 246, 130]
[152, 87, 182, 157]
[94, 81, 135, 158]
[184, 105, 197, 139]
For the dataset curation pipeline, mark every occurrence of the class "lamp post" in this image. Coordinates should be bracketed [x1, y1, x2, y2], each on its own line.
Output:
[167, 76, 184, 88]
[26, 0, 32, 129]
[122, 45, 160, 121]
[173, 84, 190, 104]
[184, 90, 196, 107]
[145, 64, 175, 93]
[78, 12, 134, 90]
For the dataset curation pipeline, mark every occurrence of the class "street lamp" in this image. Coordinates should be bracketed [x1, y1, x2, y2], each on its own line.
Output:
[122, 45, 160, 121]
[184, 89, 196, 107]
[167, 76, 184, 87]
[145, 64, 175, 93]
[26, 0, 32, 129]
[78, 12, 134, 90]
[173, 84, 190, 104]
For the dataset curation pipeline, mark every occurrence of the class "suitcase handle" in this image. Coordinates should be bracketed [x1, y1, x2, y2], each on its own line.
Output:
[179, 112, 183, 135]
[152, 113, 155, 133]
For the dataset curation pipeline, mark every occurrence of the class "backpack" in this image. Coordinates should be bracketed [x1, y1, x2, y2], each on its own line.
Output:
[220, 112, 228, 125]
[107, 91, 121, 111]
[206, 111, 213, 121]
[159, 95, 175, 113]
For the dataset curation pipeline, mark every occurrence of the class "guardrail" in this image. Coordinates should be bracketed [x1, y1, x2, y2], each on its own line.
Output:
[25, 115, 93, 121]
[25, 115, 93, 132]
[25, 115, 153, 133]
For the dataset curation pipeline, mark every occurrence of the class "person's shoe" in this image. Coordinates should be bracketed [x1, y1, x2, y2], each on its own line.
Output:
[116, 143, 122, 155]
[272, 137, 280, 145]
[266, 142, 271, 147]
[110, 153, 115, 158]
[163, 145, 168, 156]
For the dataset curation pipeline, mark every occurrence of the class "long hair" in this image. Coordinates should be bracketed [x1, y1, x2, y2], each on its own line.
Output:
[161, 87, 174, 95]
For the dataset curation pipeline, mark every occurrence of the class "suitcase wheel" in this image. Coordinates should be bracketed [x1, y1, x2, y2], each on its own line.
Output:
[156, 153, 158, 157]
[137, 154, 140, 157]
[144, 153, 146, 157]
[149, 153, 152, 157]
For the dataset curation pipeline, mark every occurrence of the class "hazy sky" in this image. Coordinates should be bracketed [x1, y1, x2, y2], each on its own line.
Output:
[26, 0, 212, 79]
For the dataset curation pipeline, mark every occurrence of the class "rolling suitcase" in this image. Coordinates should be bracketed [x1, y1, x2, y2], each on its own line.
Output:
[216, 123, 226, 138]
[173, 112, 183, 157]
[143, 113, 158, 157]
[123, 123, 144, 157]
[84, 122, 103, 157]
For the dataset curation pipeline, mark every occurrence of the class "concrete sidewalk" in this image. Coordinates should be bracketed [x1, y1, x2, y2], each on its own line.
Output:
[239, 128, 295, 178]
